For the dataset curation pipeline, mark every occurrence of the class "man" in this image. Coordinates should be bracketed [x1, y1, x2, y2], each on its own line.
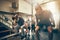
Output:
[35, 4, 55, 40]
[12, 12, 24, 32]
[16, 13, 24, 32]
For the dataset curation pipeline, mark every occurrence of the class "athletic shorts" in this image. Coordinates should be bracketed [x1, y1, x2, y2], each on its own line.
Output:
[37, 20, 51, 28]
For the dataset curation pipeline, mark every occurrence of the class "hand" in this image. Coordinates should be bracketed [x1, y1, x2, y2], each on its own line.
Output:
[35, 26, 39, 31]
[48, 26, 52, 32]
[25, 30, 28, 33]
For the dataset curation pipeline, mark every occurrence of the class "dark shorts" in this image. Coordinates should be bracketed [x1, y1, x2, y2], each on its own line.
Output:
[37, 21, 51, 28]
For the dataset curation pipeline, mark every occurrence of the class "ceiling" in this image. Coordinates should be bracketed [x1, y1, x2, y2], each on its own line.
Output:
[0, 0, 18, 2]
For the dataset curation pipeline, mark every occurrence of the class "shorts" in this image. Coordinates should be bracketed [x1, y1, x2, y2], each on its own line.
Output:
[37, 20, 51, 28]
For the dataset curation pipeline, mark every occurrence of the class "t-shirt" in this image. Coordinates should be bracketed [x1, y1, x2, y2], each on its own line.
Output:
[35, 10, 52, 24]
[17, 17, 24, 26]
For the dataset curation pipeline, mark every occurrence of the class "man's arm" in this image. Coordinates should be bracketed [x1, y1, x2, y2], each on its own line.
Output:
[35, 14, 40, 31]
[49, 11, 55, 27]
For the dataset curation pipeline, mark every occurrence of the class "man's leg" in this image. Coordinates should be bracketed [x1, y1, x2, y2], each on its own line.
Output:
[35, 26, 40, 40]
[48, 26, 53, 40]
